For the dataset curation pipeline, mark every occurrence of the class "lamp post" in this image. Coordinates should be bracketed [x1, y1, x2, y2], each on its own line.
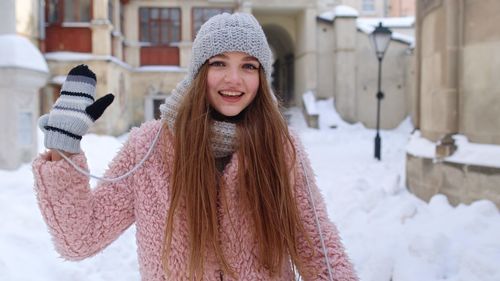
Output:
[369, 22, 392, 160]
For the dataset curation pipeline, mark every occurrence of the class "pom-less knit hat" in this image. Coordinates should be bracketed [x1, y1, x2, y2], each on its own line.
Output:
[160, 12, 274, 158]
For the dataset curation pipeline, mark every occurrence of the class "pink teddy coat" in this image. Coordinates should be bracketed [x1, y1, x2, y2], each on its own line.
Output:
[32, 120, 358, 281]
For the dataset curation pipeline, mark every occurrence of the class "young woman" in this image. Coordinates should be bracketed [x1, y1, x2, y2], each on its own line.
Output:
[33, 13, 358, 281]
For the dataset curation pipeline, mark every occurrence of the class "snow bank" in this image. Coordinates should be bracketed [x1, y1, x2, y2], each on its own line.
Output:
[407, 130, 500, 168]
[1, 99, 499, 281]
[318, 5, 359, 22]
[0, 34, 48, 73]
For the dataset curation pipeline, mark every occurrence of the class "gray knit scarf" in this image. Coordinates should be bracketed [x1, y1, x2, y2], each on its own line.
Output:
[159, 78, 237, 158]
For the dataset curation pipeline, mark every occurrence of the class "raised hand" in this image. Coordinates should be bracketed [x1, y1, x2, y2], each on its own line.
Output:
[39, 64, 114, 154]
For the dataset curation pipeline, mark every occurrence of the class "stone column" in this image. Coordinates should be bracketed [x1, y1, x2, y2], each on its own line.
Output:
[178, 6, 193, 69]
[441, 0, 460, 133]
[238, 1, 253, 13]
[123, 3, 140, 67]
[0, 0, 15, 34]
[91, 0, 112, 56]
[294, 8, 318, 105]
[112, 0, 124, 60]
[0, 0, 49, 170]
[333, 14, 357, 123]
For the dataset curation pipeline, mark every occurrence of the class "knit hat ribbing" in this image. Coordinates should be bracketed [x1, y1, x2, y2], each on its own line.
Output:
[160, 12, 273, 158]
[190, 12, 273, 83]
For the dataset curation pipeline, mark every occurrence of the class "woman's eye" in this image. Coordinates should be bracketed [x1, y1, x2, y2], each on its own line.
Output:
[243, 63, 259, 70]
[208, 61, 225, 67]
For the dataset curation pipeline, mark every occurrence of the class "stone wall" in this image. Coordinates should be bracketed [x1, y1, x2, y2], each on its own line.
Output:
[407, 154, 500, 209]
[409, 0, 500, 207]
[316, 10, 414, 129]
[460, 0, 500, 144]
[416, 0, 500, 144]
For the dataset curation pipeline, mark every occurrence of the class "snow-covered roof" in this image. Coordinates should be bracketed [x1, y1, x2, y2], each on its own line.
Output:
[316, 6, 414, 47]
[357, 22, 415, 46]
[357, 16, 415, 28]
[0, 34, 48, 73]
[318, 5, 359, 22]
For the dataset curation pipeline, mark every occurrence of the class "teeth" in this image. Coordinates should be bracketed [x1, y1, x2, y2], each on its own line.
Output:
[220, 91, 243, 97]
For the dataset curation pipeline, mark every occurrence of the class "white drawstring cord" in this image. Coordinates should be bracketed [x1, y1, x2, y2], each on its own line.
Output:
[56, 125, 164, 182]
[299, 154, 334, 281]
[56, 125, 333, 279]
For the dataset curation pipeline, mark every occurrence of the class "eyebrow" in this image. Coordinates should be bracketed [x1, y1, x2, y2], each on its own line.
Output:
[209, 54, 259, 62]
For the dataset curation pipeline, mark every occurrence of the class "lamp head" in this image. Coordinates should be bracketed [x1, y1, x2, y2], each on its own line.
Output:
[369, 22, 392, 60]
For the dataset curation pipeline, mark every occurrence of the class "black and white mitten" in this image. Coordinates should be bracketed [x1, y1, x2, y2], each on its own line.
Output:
[38, 64, 114, 153]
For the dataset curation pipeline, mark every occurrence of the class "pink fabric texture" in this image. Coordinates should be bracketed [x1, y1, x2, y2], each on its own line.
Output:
[32, 120, 358, 281]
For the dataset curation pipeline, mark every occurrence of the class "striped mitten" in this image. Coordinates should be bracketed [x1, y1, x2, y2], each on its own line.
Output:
[38, 64, 114, 153]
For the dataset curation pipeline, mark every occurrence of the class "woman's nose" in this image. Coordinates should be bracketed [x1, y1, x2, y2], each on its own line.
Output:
[224, 67, 242, 84]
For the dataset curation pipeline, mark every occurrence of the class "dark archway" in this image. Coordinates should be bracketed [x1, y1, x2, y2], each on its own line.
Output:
[263, 24, 295, 106]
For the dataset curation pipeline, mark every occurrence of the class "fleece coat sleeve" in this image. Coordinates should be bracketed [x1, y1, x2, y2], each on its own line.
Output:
[291, 134, 358, 281]
[32, 127, 145, 261]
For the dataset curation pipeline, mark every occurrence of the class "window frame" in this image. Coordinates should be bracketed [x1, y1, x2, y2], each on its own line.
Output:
[191, 7, 234, 40]
[46, 0, 93, 25]
[361, 0, 376, 13]
[138, 7, 182, 46]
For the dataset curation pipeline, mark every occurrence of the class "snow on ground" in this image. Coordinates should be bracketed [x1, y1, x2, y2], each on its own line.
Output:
[1, 98, 499, 281]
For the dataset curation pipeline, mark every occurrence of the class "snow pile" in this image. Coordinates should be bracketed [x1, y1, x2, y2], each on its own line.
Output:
[302, 91, 319, 115]
[319, 5, 359, 22]
[0, 98, 499, 281]
[0, 34, 48, 73]
[407, 131, 500, 169]
[356, 22, 415, 46]
[357, 17, 415, 28]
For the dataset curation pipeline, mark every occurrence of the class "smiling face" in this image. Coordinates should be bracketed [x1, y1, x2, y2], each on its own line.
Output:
[206, 51, 260, 117]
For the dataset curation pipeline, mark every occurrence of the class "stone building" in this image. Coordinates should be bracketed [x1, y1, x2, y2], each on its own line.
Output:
[316, 6, 414, 129]
[407, 0, 500, 208]
[35, 0, 415, 130]
[332, 0, 415, 17]
[0, 0, 49, 170]
[1, 0, 416, 169]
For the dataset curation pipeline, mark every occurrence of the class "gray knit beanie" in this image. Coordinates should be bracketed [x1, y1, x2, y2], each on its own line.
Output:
[160, 12, 273, 158]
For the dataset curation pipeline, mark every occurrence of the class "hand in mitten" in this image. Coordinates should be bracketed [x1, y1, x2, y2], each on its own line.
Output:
[39, 64, 114, 154]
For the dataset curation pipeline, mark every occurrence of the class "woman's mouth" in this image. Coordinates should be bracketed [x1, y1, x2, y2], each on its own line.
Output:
[219, 91, 244, 97]
[219, 91, 244, 102]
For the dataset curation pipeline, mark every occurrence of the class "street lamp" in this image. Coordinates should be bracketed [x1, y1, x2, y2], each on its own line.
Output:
[369, 22, 392, 160]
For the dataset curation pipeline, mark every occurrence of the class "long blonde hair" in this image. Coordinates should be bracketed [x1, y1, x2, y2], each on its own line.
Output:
[162, 63, 310, 279]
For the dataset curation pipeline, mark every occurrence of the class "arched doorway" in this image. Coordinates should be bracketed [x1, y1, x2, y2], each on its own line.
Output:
[262, 25, 295, 106]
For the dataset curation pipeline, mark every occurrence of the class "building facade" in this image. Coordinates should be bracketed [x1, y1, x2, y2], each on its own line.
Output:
[330, 0, 415, 17]
[38, 0, 324, 135]
[2, 0, 416, 169]
[39, 0, 415, 129]
[0, 0, 48, 170]
[407, 0, 500, 208]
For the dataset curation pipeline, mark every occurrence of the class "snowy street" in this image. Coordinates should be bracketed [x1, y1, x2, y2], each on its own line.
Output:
[1, 99, 499, 281]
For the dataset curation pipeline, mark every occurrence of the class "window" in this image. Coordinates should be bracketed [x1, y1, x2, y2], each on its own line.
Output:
[139, 7, 181, 45]
[64, 0, 91, 22]
[44, 0, 93, 52]
[362, 0, 375, 12]
[46, 0, 91, 24]
[192, 7, 233, 39]
[109, 0, 114, 25]
[47, 0, 60, 24]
